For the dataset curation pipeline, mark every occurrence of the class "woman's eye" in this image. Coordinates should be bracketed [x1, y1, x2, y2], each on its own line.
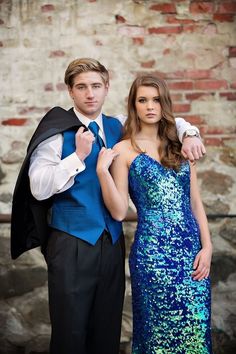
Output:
[138, 99, 146, 103]
[154, 97, 160, 102]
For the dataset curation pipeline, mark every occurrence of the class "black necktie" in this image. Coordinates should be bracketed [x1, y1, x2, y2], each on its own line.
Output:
[88, 121, 104, 149]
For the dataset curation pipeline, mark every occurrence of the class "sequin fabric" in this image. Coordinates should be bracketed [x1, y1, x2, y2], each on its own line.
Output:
[128, 154, 212, 354]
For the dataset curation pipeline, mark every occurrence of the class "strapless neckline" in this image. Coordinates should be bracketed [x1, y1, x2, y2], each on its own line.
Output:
[129, 153, 164, 175]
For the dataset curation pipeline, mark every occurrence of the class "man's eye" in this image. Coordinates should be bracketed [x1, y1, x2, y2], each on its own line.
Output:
[93, 85, 101, 89]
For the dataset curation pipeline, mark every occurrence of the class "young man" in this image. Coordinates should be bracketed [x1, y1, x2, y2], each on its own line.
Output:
[11, 58, 205, 354]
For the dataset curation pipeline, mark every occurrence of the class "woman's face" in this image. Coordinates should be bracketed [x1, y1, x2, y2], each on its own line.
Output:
[135, 85, 162, 126]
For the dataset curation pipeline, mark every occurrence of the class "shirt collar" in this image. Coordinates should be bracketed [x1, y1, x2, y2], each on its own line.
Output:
[73, 107, 104, 133]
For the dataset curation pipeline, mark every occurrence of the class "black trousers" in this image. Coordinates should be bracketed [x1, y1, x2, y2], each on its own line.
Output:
[46, 229, 125, 354]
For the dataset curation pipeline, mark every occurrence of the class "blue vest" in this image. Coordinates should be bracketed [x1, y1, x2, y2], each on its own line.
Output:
[50, 115, 123, 245]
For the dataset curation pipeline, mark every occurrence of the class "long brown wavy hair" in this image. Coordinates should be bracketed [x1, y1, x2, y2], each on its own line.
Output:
[123, 75, 185, 171]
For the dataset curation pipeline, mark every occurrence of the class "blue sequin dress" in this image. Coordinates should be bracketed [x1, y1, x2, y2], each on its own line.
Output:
[128, 154, 212, 354]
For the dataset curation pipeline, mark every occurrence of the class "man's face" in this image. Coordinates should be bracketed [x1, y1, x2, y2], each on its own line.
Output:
[68, 71, 109, 119]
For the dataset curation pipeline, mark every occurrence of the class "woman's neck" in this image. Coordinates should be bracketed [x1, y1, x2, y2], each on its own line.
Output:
[136, 124, 159, 141]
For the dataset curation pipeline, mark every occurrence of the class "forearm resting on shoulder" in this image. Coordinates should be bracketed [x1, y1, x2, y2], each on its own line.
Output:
[175, 117, 206, 161]
[175, 117, 199, 143]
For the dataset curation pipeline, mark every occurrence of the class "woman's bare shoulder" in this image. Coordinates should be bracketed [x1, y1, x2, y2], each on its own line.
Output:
[113, 139, 132, 153]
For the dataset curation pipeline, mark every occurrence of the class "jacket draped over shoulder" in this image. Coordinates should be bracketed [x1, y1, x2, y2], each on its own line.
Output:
[10, 107, 83, 259]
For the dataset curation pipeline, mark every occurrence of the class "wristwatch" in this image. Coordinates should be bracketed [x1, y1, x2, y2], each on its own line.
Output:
[183, 129, 200, 139]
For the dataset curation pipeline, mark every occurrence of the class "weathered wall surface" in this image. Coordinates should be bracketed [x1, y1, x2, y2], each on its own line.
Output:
[0, 0, 236, 353]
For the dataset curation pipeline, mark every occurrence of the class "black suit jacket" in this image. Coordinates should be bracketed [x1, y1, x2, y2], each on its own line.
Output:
[10, 106, 84, 259]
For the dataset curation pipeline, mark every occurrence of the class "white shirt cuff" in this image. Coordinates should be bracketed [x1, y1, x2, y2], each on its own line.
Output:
[175, 117, 200, 143]
[60, 152, 86, 176]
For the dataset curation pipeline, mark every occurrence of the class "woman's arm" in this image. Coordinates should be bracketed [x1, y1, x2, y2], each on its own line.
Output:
[96, 145, 129, 221]
[190, 162, 213, 281]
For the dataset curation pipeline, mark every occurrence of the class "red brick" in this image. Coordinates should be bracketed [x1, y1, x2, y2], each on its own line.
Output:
[185, 92, 214, 100]
[115, 15, 126, 23]
[150, 3, 176, 14]
[95, 40, 103, 46]
[44, 83, 53, 91]
[229, 46, 236, 57]
[230, 82, 236, 89]
[132, 37, 144, 45]
[166, 16, 195, 24]
[220, 92, 236, 100]
[194, 80, 228, 90]
[41, 4, 55, 12]
[56, 83, 67, 91]
[165, 71, 185, 79]
[152, 71, 167, 79]
[217, 2, 236, 14]
[213, 13, 234, 22]
[163, 48, 171, 55]
[204, 127, 225, 134]
[168, 81, 193, 90]
[181, 115, 205, 125]
[49, 50, 65, 58]
[190, 2, 214, 14]
[2, 118, 28, 126]
[173, 103, 191, 113]
[141, 60, 155, 68]
[148, 26, 182, 35]
[170, 93, 183, 101]
[182, 24, 200, 33]
[185, 70, 211, 79]
[18, 107, 50, 115]
[18, 107, 39, 115]
[201, 126, 236, 135]
[204, 137, 224, 146]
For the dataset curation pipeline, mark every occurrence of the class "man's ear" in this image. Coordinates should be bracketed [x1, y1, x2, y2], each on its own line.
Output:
[68, 85, 73, 98]
[105, 83, 109, 96]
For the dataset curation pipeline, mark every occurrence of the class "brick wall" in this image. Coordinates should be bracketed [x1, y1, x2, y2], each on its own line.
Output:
[0, 1, 236, 353]
[1, 0, 235, 212]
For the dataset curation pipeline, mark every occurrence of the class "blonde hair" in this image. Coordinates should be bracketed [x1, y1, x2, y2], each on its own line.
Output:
[123, 75, 184, 171]
[64, 58, 109, 88]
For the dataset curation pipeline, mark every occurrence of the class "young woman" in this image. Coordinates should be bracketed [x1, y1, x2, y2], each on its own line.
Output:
[96, 75, 212, 353]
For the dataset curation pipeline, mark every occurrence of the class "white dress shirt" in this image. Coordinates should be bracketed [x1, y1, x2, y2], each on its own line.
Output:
[29, 109, 199, 201]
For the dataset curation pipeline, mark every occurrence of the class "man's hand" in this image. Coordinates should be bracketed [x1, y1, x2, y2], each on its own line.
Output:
[75, 126, 95, 161]
[181, 137, 206, 162]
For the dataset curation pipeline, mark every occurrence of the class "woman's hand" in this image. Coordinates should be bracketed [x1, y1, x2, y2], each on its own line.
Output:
[191, 246, 212, 281]
[96, 147, 119, 175]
